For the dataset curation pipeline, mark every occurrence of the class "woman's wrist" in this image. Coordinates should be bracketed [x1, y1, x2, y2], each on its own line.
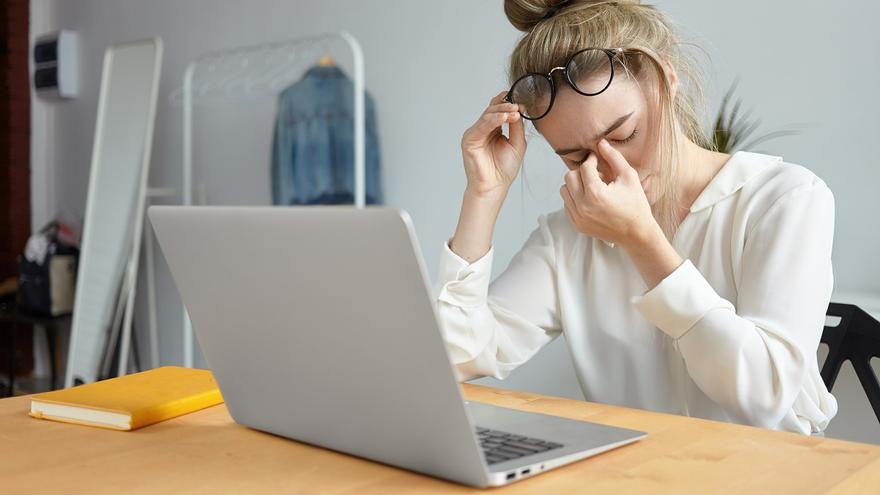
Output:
[450, 187, 507, 263]
[621, 220, 683, 290]
[464, 183, 509, 204]
[620, 218, 664, 252]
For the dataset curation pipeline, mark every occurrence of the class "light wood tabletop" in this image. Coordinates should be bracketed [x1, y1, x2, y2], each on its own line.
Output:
[2, 383, 879, 494]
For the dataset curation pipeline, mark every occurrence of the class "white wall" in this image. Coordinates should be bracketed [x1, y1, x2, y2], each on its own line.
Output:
[28, 0, 55, 232]
[30, 0, 880, 442]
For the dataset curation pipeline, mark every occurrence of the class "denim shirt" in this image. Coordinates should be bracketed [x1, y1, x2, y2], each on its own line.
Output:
[271, 64, 383, 205]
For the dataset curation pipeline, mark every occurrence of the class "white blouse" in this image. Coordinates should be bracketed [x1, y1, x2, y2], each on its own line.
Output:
[433, 151, 838, 434]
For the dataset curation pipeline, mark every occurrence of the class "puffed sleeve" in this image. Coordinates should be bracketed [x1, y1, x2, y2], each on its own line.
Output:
[433, 213, 563, 382]
[631, 178, 836, 433]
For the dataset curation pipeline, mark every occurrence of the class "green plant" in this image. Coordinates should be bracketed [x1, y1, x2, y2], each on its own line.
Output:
[711, 78, 803, 154]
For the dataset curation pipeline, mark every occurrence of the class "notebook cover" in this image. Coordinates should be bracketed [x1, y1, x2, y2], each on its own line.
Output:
[29, 366, 224, 430]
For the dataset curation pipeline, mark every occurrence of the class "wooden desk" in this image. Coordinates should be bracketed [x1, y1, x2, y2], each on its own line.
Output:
[2, 384, 879, 493]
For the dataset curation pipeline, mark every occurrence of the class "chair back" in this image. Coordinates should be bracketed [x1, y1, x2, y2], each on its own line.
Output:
[821, 303, 880, 424]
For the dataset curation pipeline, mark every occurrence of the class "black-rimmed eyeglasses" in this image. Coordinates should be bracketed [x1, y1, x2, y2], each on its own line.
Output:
[504, 47, 626, 121]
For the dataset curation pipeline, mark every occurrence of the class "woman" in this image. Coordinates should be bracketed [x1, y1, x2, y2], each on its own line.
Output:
[434, 0, 837, 435]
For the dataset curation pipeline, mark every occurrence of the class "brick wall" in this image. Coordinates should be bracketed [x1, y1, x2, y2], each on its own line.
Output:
[0, 0, 31, 280]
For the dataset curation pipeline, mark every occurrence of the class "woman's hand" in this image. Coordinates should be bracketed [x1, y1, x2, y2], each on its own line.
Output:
[460, 91, 527, 201]
[560, 139, 656, 247]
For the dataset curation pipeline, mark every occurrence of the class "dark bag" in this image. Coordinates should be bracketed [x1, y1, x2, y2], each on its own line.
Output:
[17, 221, 79, 317]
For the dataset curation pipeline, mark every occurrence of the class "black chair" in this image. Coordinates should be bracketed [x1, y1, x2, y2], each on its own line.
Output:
[0, 298, 67, 397]
[821, 302, 880, 424]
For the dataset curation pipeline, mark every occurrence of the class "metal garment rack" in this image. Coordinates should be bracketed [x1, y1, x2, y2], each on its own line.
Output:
[176, 31, 366, 368]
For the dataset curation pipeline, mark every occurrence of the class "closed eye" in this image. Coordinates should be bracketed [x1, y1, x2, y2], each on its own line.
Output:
[563, 128, 639, 164]
[611, 128, 638, 145]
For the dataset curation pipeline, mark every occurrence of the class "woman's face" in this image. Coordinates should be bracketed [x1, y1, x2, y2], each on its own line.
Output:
[534, 73, 661, 204]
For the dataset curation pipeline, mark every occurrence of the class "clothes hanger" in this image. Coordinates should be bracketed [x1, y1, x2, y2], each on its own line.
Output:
[317, 54, 335, 66]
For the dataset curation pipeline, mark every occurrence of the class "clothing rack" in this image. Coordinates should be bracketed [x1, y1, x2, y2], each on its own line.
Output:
[174, 31, 366, 368]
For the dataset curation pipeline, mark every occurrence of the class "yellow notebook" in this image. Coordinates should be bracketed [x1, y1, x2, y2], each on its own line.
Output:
[29, 366, 224, 431]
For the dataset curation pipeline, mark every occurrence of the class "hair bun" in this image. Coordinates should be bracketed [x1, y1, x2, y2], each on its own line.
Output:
[504, 0, 566, 32]
[503, 0, 641, 32]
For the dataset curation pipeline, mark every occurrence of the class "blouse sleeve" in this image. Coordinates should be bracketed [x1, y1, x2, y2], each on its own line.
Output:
[631, 178, 836, 431]
[433, 213, 563, 382]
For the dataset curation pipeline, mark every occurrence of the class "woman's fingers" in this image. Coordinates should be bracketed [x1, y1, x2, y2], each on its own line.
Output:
[564, 168, 583, 198]
[469, 99, 521, 137]
[597, 139, 638, 183]
[560, 185, 577, 220]
[483, 93, 526, 153]
[490, 90, 508, 105]
[507, 107, 525, 150]
[481, 90, 522, 120]
[484, 104, 522, 127]
[559, 183, 575, 209]
[579, 153, 603, 189]
[487, 102, 520, 114]
[470, 110, 511, 137]
[504, 100, 525, 150]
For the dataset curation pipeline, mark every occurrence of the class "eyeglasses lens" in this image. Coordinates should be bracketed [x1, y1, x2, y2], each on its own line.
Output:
[509, 75, 553, 120]
[567, 48, 614, 95]
[509, 48, 614, 120]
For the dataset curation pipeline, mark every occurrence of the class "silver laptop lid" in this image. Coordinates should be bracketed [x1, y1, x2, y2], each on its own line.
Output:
[148, 205, 489, 486]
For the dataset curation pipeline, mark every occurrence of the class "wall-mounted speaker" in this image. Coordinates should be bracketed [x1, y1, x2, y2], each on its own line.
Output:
[33, 30, 78, 99]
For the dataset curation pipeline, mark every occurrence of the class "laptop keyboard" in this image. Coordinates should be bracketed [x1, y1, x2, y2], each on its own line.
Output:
[475, 426, 564, 465]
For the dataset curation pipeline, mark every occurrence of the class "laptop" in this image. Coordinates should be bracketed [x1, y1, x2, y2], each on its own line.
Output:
[148, 205, 646, 487]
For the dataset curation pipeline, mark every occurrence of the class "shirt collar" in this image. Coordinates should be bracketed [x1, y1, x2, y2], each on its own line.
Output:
[689, 150, 782, 212]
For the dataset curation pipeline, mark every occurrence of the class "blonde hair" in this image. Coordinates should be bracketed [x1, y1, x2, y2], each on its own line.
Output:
[504, 0, 711, 240]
